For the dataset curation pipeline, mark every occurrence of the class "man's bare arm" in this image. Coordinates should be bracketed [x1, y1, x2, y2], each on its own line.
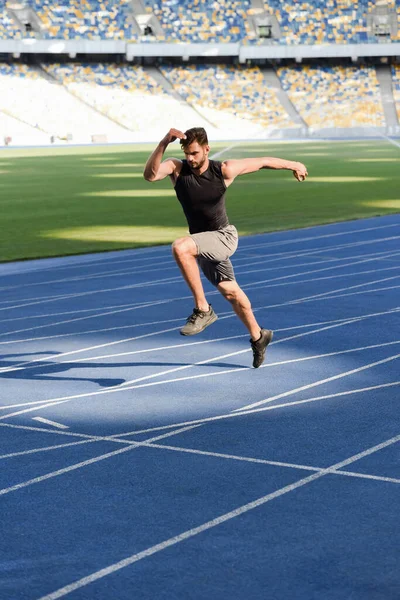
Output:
[222, 157, 308, 183]
[143, 128, 186, 182]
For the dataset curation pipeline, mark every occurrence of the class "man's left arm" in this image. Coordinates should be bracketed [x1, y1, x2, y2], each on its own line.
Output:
[222, 157, 308, 184]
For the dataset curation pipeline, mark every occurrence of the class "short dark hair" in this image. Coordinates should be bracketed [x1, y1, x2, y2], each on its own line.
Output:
[181, 127, 208, 149]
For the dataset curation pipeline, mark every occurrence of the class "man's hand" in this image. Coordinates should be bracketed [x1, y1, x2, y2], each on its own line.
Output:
[161, 128, 187, 146]
[292, 162, 308, 182]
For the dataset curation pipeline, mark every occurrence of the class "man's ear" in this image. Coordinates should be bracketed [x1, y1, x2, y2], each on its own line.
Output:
[205, 144, 210, 154]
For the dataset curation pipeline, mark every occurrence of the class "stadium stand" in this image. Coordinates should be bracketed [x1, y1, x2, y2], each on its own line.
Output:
[392, 64, 400, 122]
[277, 64, 385, 128]
[160, 64, 295, 129]
[143, 0, 251, 43]
[1, 0, 399, 44]
[42, 63, 224, 138]
[0, 4, 33, 39]
[249, 0, 400, 45]
[28, 0, 136, 40]
[0, 63, 131, 142]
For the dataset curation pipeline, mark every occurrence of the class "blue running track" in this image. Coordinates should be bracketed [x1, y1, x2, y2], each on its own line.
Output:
[0, 215, 399, 600]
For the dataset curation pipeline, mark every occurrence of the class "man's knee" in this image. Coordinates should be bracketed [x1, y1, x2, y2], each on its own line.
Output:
[218, 281, 242, 303]
[172, 237, 197, 258]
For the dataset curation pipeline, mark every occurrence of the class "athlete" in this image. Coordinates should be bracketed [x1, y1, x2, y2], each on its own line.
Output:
[144, 127, 308, 368]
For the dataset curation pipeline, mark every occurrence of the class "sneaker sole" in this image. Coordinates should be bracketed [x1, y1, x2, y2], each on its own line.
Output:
[180, 313, 218, 336]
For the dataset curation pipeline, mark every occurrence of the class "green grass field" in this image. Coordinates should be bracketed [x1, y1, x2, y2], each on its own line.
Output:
[0, 140, 399, 262]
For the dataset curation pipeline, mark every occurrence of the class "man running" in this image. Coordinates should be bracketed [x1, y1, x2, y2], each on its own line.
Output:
[144, 127, 308, 368]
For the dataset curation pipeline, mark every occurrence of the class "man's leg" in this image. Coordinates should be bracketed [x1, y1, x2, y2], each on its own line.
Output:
[172, 237, 218, 336]
[217, 280, 261, 341]
[172, 237, 209, 311]
[218, 280, 273, 368]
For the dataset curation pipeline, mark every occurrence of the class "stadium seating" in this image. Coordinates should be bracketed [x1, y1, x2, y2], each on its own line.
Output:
[392, 64, 400, 122]
[0, 4, 35, 39]
[42, 63, 223, 137]
[142, 0, 251, 43]
[160, 64, 295, 129]
[28, 0, 136, 40]
[254, 0, 400, 45]
[0, 63, 130, 142]
[277, 64, 385, 128]
[1, 0, 399, 44]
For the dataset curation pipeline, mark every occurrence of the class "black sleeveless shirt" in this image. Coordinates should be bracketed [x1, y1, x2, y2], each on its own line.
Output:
[174, 159, 229, 234]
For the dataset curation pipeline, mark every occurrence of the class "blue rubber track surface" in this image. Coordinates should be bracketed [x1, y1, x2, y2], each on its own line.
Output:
[0, 215, 399, 600]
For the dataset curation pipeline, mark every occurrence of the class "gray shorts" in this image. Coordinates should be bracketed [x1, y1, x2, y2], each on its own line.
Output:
[190, 225, 238, 287]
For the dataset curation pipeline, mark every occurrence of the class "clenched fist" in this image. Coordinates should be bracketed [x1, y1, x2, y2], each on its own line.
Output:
[292, 162, 308, 182]
[161, 128, 187, 145]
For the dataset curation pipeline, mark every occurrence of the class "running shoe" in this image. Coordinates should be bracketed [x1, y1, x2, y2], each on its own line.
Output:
[250, 329, 274, 368]
[180, 305, 218, 336]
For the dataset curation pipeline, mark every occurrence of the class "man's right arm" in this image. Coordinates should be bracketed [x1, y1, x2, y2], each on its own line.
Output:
[143, 128, 186, 182]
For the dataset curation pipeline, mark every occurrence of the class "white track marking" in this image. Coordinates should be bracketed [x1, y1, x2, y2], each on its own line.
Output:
[0, 439, 96, 460]
[0, 259, 178, 292]
[104, 381, 400, 439]
[0, 300, 142, 324]
[234, 353, 400, 412]
[239, 231, 400, 253]
[1, 310, 396, 420]
[92, 339, 400, 391]
[0, 256, 397, 343]
[0, 298, 173, 340]
[0, 247, 387, 294]
[2, 258, 395, 353]
[1, 381, 398, 448]
[143, 443, 400, 485]
[36, 433, 400, 600]
[58, 331, 400, 367]
[0, 424, 201, 498]
[0, 275, 183, 312]
[2, 310, 398, 411]
[0, 221, 397, 282]
[0, 235, 398, 312]
[239, 256, 400, 291]
[0, 332, 248, 380]
[0, 286, 398, 401]
[0, 324, 188, 375]
[31, 417, 69, 430]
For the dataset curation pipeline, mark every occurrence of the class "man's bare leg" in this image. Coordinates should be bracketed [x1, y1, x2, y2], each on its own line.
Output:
[172, 237, 209, 311]
[217, 280, 261, 341]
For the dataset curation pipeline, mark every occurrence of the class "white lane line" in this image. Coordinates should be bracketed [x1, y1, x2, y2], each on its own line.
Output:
[240, 258, 400, 293]
[104, 340, 400, 392]
[4, 244, 394, 297]
[2, 382, 398, 462]
[0, 234, 398, 312]
[16, 314, 378, 394]
[0, 258, 177, 292]
[239, 230, 400, 253]
[0, 300, 141, 325]
[107, 381, 400, 439]
[0, 246, 393, 300]
[0, 324, 189, 375]
[36, 433, 400, 600]
[0, 299, 172, 340]
[1, 221, 397, 282]
[1, 256, 397, 346]
[0, 244, 398, 339]
[143, 443, 400, 485]
[234, 353, 400, 413]
[0, 439, 96, 460]
[2, 310, 398, 411]
[0, 275, 183, 312]
[32, 417, 69, 430]
[0, 424, 201, 498]
[0, 310, 396, 420]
